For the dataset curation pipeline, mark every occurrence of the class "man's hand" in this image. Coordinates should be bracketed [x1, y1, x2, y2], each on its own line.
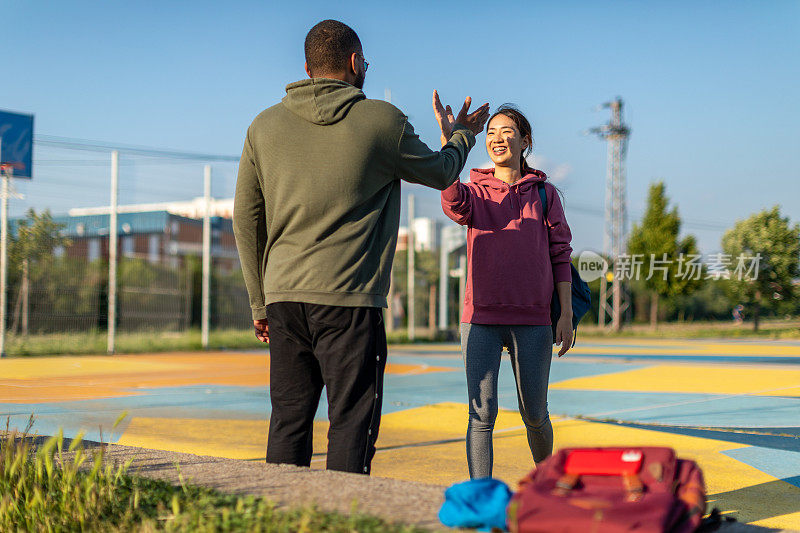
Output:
[433, 90, 456, 146]
[253, 318, 269, 343]
[555, 313, 573, 357]
[433, 90, 490, 143]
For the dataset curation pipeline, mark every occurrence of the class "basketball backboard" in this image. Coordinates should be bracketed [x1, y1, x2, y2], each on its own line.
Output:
[0, 110, 34, 179]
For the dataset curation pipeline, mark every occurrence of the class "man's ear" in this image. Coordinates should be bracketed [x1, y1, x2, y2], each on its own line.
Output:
[349, 52, 359, 74]
[305, 62, 312, 78]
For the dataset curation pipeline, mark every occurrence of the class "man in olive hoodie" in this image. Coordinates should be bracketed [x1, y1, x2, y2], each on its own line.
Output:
[233, 19, 488, 474]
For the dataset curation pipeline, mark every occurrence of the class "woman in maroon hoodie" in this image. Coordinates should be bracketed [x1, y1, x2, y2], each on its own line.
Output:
[433, 92, 574, 479]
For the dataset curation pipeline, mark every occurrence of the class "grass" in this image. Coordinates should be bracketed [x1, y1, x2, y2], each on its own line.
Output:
[4, 317, 799, 357]
[0, 418, 426, 532]
[4, 327, 447, 357]
[5, 328, 263, 357]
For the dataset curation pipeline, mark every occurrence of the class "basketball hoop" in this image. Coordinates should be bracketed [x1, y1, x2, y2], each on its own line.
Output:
[0, 163, 24, 200]
[0, 162, 22, 177]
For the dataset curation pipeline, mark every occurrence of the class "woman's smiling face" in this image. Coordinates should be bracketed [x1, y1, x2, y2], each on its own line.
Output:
[485, 113, 528, 169]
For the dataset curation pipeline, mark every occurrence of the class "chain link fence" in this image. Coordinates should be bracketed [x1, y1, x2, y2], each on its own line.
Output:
[4, 138, 475, 356]
[4, 138, 252, 356]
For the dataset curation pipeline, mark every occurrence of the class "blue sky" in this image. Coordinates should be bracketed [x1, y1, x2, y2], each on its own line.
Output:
[3, 0, 799, 254]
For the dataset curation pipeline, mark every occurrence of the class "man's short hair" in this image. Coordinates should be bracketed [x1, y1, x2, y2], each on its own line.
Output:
[305, 20, 362, 76]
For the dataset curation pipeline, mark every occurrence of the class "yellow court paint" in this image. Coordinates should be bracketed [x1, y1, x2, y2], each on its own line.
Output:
[388, 344, 461, 353]
[550, 364, 800, 397]
[115, 403, 800, 528]
[0, 383, 146, 403]
[118, 416, 339, 462]
[552, 417, 800, 529]
[394, 339, 800, 358]
[0, 352, 452, 403]
[572, 338, 800, 355]
[694, 343, 800, 357]
[384, 363, 457, 376]
[0, 356, 188, 380]
[117, 417, 269, 460]
[0, 352, 270, 403]
[370, 403, 800, 529]
[565, 341, 800, 358]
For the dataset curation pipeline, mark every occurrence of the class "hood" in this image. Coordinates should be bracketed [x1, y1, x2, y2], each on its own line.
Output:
[469, 167, 548, 190]
[282, 78, 366, 125]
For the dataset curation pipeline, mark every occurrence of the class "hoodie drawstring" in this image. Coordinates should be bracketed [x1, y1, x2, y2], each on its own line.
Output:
[510, 184, 524, 218]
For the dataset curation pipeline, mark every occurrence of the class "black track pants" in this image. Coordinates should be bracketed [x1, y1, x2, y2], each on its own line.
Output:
[265, 302, 387, 474]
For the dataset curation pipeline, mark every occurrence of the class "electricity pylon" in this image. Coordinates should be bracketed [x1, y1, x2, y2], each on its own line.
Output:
[591, 98, 631, 331]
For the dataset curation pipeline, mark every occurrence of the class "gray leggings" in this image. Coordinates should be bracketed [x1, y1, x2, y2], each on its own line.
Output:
[460, 323, 554, 479]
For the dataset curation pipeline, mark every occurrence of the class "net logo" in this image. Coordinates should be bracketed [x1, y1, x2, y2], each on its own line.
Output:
[577, 251, 608, 282]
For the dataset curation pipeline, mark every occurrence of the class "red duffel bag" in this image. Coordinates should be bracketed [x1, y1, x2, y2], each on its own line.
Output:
[507, 447, 706, 533]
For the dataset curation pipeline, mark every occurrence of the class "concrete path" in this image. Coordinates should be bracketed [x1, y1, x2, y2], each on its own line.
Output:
[92, 441, 447, 530]
[56, 439, 798, 532]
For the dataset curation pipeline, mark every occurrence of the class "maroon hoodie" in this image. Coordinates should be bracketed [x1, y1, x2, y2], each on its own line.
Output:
[441, 167, 573, 325]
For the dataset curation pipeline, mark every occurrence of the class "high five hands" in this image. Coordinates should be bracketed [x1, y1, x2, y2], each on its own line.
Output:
[433, 90, 490, 147]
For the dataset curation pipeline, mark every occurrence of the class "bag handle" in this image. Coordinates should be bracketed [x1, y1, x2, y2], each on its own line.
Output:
[552, 472, 645, 502]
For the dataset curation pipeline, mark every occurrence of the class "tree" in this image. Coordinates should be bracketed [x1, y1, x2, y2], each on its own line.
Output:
[627, 182, 703, 327]
[8, 209, 73, 334]
[9, 208, 71, 268]
[391, 248, 439, 332]
[721, 206, 800, 331]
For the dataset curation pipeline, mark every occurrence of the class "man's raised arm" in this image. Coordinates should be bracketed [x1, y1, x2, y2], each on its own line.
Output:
[395, 95, 489, 190]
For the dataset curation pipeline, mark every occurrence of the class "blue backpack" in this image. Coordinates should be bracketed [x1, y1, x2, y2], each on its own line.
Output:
[438, 478, 512, 531]
[538, 183, 591, 347]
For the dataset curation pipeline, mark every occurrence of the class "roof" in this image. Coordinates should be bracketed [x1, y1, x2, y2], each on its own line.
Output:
[9, 210, 232, 238]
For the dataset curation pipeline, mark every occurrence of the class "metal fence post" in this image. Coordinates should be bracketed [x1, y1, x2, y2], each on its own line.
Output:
[407, 195, 415, 341]
[438, 226, 448, 332]
[107, 150, 118, 355]
[201, 164, 211, 349]
[0, 138, 7, 357]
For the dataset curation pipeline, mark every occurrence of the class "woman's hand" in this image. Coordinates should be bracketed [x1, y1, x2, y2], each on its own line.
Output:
[555, 313, 573, 356]
[556, 313, 573, 357]
[433, 90, 456, 147]
[433, 90, 490, 147]
[554, 281, 573, 356]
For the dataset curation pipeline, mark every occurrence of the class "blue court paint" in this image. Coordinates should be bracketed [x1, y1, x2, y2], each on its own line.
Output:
[566, 354, 800, 364]
[581, 421, 800, 453]
[723, 447, 800, 489]
[0, 385, 270, 443]
[547, 390, 800, 428]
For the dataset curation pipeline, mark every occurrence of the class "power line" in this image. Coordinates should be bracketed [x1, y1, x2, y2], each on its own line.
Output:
[34, 135, 240, 162]
[35, 159, 227, 166]
[31, 135, 733, 232]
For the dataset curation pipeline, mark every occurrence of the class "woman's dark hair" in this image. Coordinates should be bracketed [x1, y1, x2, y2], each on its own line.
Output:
[488, 104, 534, 171]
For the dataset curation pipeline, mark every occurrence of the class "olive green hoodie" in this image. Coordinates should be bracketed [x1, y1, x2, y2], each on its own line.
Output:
[233, 78, 476, 320]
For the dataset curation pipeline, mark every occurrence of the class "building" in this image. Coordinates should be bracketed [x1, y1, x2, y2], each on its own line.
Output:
[397, 226, 409, 251]
[11, 198, 240, 272]
[412, 218, 441, 251]
[397, 218, 442, 252]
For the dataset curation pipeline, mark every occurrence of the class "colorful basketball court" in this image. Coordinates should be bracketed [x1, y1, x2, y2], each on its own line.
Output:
[1, 339, 799, 529]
